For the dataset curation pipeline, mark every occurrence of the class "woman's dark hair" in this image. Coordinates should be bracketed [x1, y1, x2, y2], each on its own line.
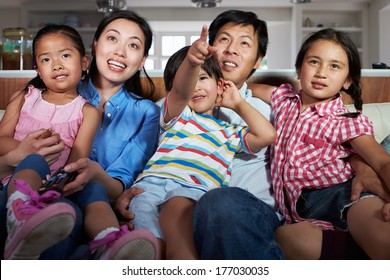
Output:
[295, 28, 363, 113]
[164, 46, 223, 92]
[208, 10, 268, 78]
[26, 24, 86, 90]
[87, 10, 155, 99]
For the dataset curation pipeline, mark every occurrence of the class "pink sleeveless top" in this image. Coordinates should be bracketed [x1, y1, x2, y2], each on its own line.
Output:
[14, 85, 87, 173]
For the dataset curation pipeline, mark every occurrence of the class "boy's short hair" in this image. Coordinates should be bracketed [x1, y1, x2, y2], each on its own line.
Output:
[164, 46, 223, 92]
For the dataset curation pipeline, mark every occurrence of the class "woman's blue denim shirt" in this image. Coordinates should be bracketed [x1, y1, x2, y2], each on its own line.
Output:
[78, 79, 160, 189]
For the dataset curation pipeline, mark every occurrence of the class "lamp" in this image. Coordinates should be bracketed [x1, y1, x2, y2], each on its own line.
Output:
[96, 0, 127, 14]
[191, 0, 222, 8]
[290, 0, 312, 3]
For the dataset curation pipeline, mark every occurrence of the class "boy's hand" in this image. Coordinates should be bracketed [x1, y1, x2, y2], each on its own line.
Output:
[188, 25, 217, 65]
[215, 79, 243, 110]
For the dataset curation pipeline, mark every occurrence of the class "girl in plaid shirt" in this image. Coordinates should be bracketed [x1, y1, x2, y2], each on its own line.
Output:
[253, 28, 390, 259]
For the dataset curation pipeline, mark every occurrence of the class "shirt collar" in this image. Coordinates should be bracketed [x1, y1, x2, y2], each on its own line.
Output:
[78, 79, 127, 110]
[315, 94, 345, 116]
[291, 91, 345, 116]
[239, 82, 250, 98]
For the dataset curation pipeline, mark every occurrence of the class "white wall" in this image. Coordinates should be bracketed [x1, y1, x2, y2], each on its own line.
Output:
[267, 22, 292, 69]
[379, 5, 390, 65]
[368, 0, 390, 66]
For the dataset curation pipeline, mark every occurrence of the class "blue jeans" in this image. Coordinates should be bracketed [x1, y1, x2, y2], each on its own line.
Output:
[0, 154, 86, 259]
[193, 187, 285, 259]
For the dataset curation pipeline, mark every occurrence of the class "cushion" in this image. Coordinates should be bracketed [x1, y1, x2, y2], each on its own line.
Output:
[346, 103, 390, 143]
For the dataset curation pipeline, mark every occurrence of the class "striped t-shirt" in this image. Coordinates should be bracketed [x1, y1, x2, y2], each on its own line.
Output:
[135, 101, 252, 193]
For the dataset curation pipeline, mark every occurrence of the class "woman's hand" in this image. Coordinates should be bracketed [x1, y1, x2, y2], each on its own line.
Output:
[62, 158, 100, 195]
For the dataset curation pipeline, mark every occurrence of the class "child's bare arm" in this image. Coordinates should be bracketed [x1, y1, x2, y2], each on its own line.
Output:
[216, 80, 276, 153]
[248, 83, 276, 104]
[0, 90, 25, 155]
[164, 25, 217, 123]
[66, 104, 99, 164]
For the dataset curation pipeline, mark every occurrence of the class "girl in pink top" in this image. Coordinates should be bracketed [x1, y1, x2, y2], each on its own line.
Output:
[253, 28, 390, 259]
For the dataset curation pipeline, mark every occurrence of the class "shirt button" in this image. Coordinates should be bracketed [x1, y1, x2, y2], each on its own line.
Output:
[107, 113, 111, 118]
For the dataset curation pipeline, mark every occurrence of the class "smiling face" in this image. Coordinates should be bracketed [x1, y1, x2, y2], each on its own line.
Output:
[299, 39, 351, 107]
[188, 68, 222, 115]
[212, 23, 261, 89]
[93, 18, 147, 87]
[34, 33, 88, 95]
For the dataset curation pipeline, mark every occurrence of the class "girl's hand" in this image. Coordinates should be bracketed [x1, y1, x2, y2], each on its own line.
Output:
[11, 129, 64, 167]
[61, 158, 100, 195]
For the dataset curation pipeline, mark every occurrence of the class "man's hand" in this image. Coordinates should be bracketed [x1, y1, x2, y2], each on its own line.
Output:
[350, 154, 390, 202]
[113, 187, 144, 230]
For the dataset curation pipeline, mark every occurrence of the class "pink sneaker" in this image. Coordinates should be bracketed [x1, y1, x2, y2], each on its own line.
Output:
[4, 179, 76, 260]
[90, 226, 160, 260]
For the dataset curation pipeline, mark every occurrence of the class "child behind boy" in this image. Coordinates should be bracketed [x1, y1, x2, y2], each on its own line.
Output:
[128, 26, 276, 259]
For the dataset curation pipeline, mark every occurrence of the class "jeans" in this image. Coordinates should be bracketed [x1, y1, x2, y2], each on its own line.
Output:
[0, 154, 86, 260]
[193, 187, 285, 259]
[297, 180, 373, 231]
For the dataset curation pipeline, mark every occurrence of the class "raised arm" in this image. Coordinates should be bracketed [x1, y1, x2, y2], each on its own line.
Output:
[164, 25, 217, 123]
[216, 80, 276, 153]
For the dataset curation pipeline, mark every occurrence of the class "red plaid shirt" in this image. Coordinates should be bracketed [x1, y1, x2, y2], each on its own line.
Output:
[271, 84, 374, 229]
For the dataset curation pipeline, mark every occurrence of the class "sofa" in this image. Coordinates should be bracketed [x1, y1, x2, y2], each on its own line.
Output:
[1, 102, 390, 143]
[345, 102, 390, 144]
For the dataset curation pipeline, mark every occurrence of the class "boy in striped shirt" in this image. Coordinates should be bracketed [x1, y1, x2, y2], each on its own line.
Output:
[128, 25, 276, 259]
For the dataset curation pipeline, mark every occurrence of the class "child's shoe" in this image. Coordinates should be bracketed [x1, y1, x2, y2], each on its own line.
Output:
[90, 225, 160, 260]
[4, 179, 76, 260]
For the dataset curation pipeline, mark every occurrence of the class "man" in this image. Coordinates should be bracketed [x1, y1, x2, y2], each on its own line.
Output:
[191, 9, 283, 260]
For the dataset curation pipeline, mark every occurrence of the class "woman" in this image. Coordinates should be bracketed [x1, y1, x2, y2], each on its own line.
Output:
[1, 10, 160, 260]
